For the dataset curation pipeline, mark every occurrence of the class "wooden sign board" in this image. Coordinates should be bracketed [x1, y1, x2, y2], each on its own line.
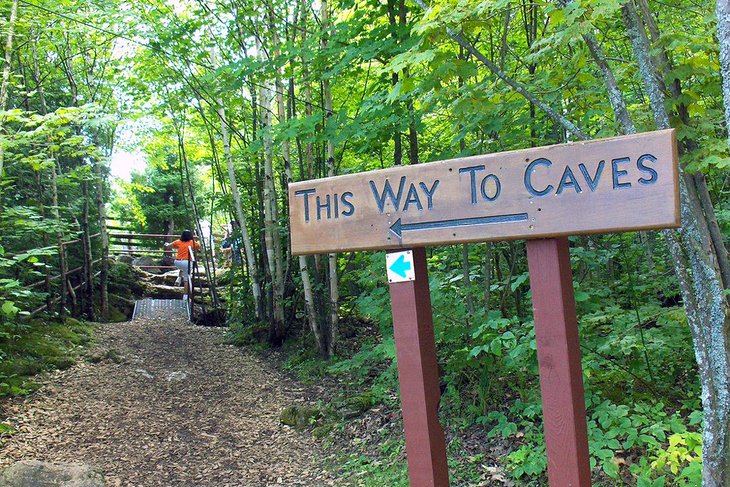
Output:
[289, 130, 679, 255]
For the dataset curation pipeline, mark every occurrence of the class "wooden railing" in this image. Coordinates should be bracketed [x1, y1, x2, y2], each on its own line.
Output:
[107, 226, 210, 319]
[24, 233, 104, 318]
[108, 231, 178, 270]
[187, 248, 197, 321]
[5, 213, 220, 321]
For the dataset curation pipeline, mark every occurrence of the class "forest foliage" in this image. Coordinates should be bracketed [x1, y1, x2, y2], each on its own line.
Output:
[0, 0, 729, 485]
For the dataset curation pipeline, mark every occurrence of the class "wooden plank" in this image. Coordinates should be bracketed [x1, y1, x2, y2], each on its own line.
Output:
[108, 233, 187, 239]
[527, 238, 591, 486]
[289, 130, 679, 255]
[132, 298, 188, 320]
[111, 249, 170, 254]
[388, 248, 450, 486]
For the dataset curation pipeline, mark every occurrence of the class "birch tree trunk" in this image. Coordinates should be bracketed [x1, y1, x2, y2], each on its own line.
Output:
[177, 127, 221, 308]
[81, 180, 94, 320]
[259, 43, 285, 340]
[94, 160, 109, 321]
[31, 34, 47, 116]
[207, 43, 264, 319]
[620, 3, 730, 484]
[483, 243, 492, 314]
[631, 1, 730, 287]
[272, 12, 291, 326]
[51, 161, 67, 315]
[294, 1, 327, 355]
[0, 0, 18, 179]
[321, 0, 339, 357]
[719, 0, 730, 154]
[217, 101, 263, 319]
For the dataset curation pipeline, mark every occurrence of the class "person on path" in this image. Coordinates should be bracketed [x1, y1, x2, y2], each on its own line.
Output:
[199, 219, 214, 258]
[220, 222, 232, 266]
[164, 230, 200, 300]
[221, 220, 242, 265]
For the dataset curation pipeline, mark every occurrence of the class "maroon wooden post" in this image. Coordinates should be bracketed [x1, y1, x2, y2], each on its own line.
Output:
[388, 247, 450, 487]
[526, 237, 592, 487]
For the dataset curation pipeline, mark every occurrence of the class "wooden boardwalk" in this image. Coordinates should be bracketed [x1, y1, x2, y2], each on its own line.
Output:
[132, 298, 189, 321]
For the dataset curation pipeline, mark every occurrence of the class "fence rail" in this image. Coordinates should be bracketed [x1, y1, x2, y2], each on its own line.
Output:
[10, 218, 216, 320]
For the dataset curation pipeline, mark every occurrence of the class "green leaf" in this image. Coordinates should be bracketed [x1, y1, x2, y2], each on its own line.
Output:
[1, 301, 20, 317]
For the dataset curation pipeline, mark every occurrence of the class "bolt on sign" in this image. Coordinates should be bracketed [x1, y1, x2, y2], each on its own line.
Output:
[289, 130, 680, 487]
[289, 130, 678, 255]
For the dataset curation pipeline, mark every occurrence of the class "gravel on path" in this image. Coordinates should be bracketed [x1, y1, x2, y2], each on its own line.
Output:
[0, 317, 338, 486]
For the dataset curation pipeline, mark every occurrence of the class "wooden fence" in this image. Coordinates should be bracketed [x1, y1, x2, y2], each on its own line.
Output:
[23, 232, 105, 318]
[11, 217, 217, 321]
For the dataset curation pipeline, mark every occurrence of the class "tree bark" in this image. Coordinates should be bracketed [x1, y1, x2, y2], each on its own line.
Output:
[214, 82, 263, 319]
[0, 0, 18, 179]
[31, 34, 47, 116]
[260, 62, 285, 338]
[462, 244, 475, 315]
[295, 0, 327, 355]
[94, 160, 109, 321]
[81, 180, 94, 320]
[322, 0, 339, 357]
[581, 30, 636, 134]
[621, 3, 730, 484]
[483, 243, 492, 314]
[719, 0, 730, 154]
[177, 126, 221, 308]
[273, 11, 293, 326]
[51, 162, 67, 315]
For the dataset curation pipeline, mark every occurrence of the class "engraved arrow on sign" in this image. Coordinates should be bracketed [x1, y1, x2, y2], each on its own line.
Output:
[389, 213, 530, 239]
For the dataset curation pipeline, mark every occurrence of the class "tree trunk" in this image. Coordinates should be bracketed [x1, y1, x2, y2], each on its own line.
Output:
[483, 243, 492, 314]
[581, 30, 636, 134]
[0, 0, 18, 179]
[81, 180, 94, 320]
[260, 67, 285, 339]
[31, 34, 47, 116]
[295, 3, 328, 355]
[217, 101, 263, 320]
[274, 12, 294, 323]
[621, 3, 730, 484]
[322, 0, 339, 357]
[719, 0, 730, 155]
[462, 244, 475, 315]
[94, 160, 109, 321]
[51, 162, 67, 315]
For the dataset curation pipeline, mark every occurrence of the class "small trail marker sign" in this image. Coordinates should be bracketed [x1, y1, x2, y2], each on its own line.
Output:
[386, 250, 415, 282]
[288, 130, 680, 487]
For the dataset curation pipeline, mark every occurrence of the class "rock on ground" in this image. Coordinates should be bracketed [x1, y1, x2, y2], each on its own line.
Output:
[0, 317, 337, 486]
[0, 460, 105, 487]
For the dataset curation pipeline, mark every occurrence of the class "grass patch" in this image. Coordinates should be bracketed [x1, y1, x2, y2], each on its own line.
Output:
[0, 317, 95, 398]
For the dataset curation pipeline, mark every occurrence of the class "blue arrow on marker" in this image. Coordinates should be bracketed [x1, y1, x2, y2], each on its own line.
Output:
[389, 254, 412, 278]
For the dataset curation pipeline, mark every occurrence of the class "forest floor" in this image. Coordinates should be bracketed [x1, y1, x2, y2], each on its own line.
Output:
[0, 316, 337, 486]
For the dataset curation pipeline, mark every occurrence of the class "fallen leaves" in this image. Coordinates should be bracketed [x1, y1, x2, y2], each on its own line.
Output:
[0, 317, 337, 486]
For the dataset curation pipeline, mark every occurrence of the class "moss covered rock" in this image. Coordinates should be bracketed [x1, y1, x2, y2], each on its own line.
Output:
[280, 405, 321, 430]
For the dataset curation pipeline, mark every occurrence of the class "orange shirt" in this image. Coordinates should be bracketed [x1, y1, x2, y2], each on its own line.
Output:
[171, 239, 200, 260]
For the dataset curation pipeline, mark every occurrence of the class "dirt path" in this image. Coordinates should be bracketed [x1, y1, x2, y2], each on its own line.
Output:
[0, 317, 337, 486]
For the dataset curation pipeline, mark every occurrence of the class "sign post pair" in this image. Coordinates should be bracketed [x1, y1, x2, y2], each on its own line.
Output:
[289, 130, 680, 486]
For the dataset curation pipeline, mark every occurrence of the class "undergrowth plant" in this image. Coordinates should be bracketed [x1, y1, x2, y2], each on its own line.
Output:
[258, 233, 702, 486]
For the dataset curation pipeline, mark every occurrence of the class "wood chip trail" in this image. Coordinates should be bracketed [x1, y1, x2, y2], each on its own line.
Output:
[0, 317, 337, 486]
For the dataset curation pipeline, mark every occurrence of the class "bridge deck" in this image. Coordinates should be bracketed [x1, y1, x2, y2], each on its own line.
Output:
[133, 298, 189, 321]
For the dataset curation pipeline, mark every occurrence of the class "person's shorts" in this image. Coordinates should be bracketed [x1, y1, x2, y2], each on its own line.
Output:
[174, 259, 190, 279]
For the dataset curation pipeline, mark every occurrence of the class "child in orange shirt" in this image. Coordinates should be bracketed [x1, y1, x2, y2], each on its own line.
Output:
[164, 230, 200, 300]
